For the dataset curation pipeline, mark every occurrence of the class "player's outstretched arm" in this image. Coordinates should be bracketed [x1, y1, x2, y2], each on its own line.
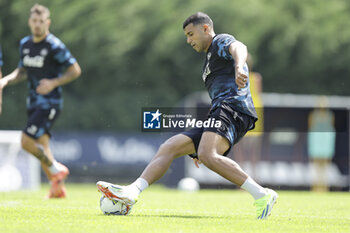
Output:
[36, 62, 81, 95]
[0, 67, 27, 89]
[0, 67, 27, 115]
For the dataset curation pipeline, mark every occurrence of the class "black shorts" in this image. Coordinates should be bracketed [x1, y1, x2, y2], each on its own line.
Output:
[23, 107, 60, 139]
[182, 103, 256, 158]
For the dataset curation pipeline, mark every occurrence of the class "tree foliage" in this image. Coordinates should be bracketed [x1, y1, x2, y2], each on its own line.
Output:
[1, 0, 349, 130]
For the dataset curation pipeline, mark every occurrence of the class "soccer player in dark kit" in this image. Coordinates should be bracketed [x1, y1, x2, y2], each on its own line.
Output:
[97, 12, 277, 219]
[0, 4, 81, 198]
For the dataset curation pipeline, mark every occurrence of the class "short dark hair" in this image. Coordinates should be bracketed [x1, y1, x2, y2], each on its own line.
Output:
[182, 12, 213, 29]
[30, 4, 50, 18]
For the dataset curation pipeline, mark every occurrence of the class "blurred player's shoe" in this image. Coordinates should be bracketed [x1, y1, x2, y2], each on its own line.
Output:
[48, 163, 69, 199]
[46, 182, 67, 199]
[51, 163, 69, 183]
[96, 181, 138, 206]
[254, 188, 278, 219]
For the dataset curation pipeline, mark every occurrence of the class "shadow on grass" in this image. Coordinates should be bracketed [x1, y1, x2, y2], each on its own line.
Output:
[96, 213, 228, 219]
[130, 214, 229, 219]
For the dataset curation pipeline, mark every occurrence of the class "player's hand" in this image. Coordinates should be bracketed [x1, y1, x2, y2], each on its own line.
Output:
[235, 65, 248, 89]
[36, 79, 58, 95]
[192, 158, 202, 168]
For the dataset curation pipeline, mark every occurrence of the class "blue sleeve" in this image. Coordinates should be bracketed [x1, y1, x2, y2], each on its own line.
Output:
[213, 34, 236, 60]
[17, 39, 26, 68]
[50, 37, 76, 68]
[53, 46, 76, 68]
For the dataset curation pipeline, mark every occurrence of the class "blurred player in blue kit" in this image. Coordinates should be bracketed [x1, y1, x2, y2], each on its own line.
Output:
[97, 12, 277, 219]
[0, 4, 81, 198]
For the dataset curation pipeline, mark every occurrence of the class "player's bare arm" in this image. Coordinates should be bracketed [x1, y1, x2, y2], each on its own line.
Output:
[0, 68, 27, 115]
[36, 62, 81, 95]
[229, 41, 248, 88]
[0, 67, 27, 88]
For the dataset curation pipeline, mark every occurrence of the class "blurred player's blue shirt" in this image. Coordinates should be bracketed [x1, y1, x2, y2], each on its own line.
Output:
[0, 45, 3, 67]
[203, 34, 257, 119]
[18, 33, 76, 110]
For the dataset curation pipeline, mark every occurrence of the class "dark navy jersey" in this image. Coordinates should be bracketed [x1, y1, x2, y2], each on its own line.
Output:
[202, 34, 257, 119]
[18, 33, 76, 110]
[0, 45, 3, 67]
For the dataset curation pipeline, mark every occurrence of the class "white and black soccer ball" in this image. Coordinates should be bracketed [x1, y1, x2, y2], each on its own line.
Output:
[99, 196, 132, 215]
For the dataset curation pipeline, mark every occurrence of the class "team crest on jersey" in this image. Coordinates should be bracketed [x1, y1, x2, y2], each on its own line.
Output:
[23, 48, 30, 54]
[40, 48, 48, 56]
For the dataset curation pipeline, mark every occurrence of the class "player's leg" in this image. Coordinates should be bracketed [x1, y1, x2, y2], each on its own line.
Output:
[21, 132, 68, 197]
[198, 131, 277, 219]
[97, 133, 196, 205]
[21, 132, 54, 167]
[22, 108, 54, 166]
[33, 134, 53, 180]
[199, 103, 277, 219]
[22, 107, 67, 197]
[197, 131, 249, 186]
[198, 131, 267, 196]
[41, 163, 52, 180]
[140, 133, 196, 185]
[37, 134, 68, 198]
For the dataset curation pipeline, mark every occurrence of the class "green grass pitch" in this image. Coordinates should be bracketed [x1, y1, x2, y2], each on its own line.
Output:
[0, 184, 349, 233]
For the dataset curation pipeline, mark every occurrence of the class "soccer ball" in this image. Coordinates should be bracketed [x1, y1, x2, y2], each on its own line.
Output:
[177, 177, 200, 191]
[99, 196, 132, 215]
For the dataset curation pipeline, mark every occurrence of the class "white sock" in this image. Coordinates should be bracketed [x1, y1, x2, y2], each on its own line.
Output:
[241, 177, 267, 200]
[129, 178, 149, 195]
[48, 160, 60, 174]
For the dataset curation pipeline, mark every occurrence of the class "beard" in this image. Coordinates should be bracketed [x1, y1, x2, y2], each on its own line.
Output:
[32, 27, 46, 38]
